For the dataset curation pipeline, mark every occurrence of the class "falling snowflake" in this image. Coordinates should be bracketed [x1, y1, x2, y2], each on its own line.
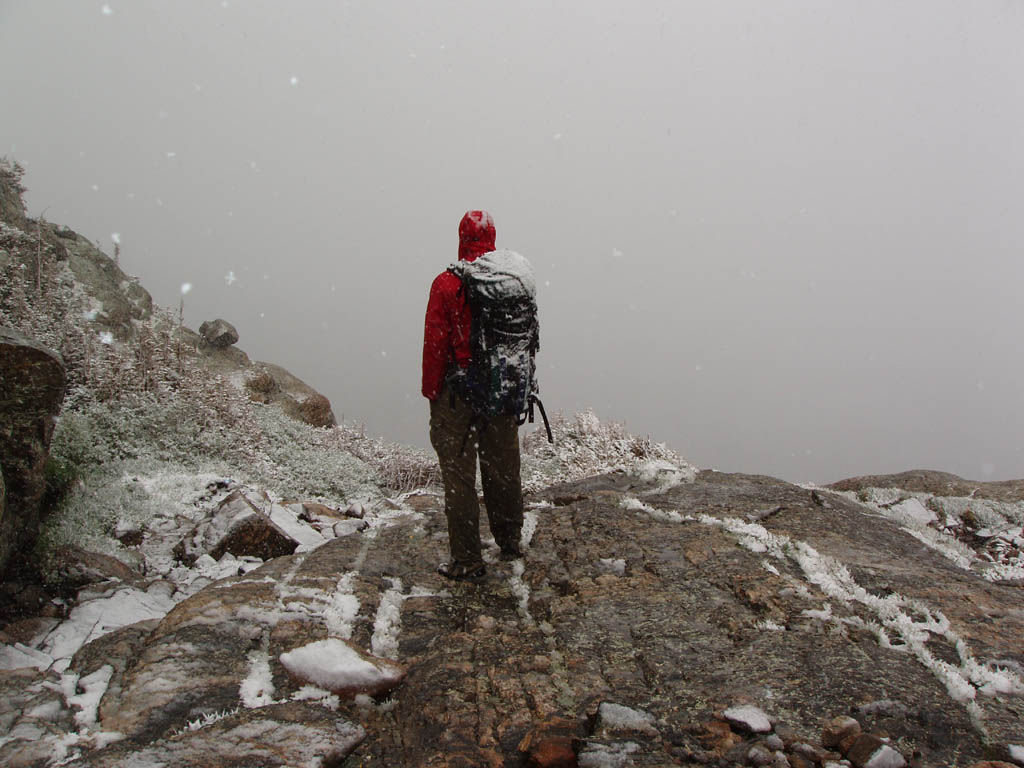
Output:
[91, 184, 99, 191]
[225, 271, 237, 286]
[99, 331, 114, 345]
[111, 233, 121, 245]
[166, 152, 177, 158]
[181, 283, 193, 295]
[290, 76, 299, 86]
[101, 4, 113, 15]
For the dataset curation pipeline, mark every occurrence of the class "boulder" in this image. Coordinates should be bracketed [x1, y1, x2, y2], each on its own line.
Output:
[0, 327, 67, 575]
[198, 319, 239, 349]
[845, 733, 906, 768]
[49, 546, 140, 591]
[173, 491, 299, 565]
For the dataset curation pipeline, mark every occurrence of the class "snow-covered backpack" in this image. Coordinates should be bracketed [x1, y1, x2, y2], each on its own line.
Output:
[448, 249, 551, 439]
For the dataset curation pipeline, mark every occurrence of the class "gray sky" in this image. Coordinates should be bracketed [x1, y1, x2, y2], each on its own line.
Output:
[2, 0, 1022, 483]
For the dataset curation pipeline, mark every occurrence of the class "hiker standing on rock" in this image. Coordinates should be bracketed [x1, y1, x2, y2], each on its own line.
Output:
[422, 210, 548, 581]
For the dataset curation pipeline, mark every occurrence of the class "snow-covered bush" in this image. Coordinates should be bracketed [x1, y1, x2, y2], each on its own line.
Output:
[521, 409, 693, 492]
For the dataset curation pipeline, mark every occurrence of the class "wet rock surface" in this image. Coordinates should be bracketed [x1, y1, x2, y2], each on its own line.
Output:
[1, 469, 1022, 766]
[0, 326, 67, 575]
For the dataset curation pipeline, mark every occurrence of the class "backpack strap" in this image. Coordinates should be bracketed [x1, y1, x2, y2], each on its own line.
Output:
[525, 394, 554, 443]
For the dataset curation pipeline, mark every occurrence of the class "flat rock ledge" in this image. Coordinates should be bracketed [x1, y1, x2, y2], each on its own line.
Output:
[0, 469, 1022, 766]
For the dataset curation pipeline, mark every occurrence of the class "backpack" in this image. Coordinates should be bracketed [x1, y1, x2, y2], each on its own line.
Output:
[448, 249, 551, 440]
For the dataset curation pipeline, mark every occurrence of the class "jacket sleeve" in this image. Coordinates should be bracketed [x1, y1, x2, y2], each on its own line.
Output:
[422, 272, 472, 400]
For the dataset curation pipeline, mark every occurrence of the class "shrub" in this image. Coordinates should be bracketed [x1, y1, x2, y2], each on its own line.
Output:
[244, 371, 279, 403]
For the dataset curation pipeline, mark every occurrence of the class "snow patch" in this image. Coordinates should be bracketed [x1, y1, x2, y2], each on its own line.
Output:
[597, 702, 658, 735]
[279, 638, 402, 694]
[291, 685, 340, 711]
[371, 578, 404, 660]
[0, 643, 53, 671]
[598, 558, 626, 576]
[509, 559, 534, 626]
[578, 741, 640, 767]
[239, 649, 276, 707]
[723, 705, 772, 733]
[521, 510, 539, 550]
[325, 572, 360, 639]
[41, 587, 176, 672]
[66, 665, 114, 729]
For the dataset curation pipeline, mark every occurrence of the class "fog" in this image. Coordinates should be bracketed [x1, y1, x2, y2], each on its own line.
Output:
[2, 1, 1022, 483]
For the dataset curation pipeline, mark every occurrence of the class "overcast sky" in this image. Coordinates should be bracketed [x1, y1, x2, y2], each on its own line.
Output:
[2, 1, 1022, 483]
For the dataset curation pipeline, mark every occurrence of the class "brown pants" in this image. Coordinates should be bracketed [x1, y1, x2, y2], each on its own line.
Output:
[429, 386, 524, 565]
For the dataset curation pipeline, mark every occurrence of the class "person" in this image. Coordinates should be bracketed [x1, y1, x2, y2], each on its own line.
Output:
[422, 210, 526, 581]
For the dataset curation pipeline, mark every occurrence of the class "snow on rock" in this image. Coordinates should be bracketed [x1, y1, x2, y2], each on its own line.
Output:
[0, 642, 53, 671]
[723, 705, 772, 734]
[173, 490, 299, 565]
[370, 578, 405, 660]
[889, 498, 937, 526]
[578, 740, 641, 768]
[637, 458, 697, 493]
[323, 571, 361, 640]
[239, 649, 276, 708]
[279, 637, 405, 698]
[267, 503, 326, 552]
[598, 558, 626, 576]
[66, 664, 115, 729]
[1007, 744, 1024, 763]
[521, 510, 539, 551]
[596, 702, 658, 736]
[40, 586, 176, 673]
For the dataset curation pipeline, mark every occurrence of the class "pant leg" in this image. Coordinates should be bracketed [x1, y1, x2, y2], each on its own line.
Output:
[429, 387, 483, 565]
[478, 413, 524, 552]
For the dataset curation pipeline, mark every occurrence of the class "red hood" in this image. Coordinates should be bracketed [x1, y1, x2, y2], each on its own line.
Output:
[458, 210, 496, 262]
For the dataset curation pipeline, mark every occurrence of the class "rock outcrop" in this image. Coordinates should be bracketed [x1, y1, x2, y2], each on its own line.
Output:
[0, 326, 67, 575]
[1, 470, 1021, 766]
[198, 318, 239, 349]
[0, 167, 335, 430]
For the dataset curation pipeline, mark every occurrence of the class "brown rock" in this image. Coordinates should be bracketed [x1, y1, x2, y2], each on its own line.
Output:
[966, 763, 1019, 768]
[823, 715, 862, 749]
[846, 733, 906, 768]
[699, 719, 743, 755]
[300, 501, 343, 520]
[50, 546, 139, 590]
[0, 326, 66, 574]
[173, 491, 298, 565]
[82, 702, 365, 768]
[0, 616, 58, 647]
[198, 318, 239, 348]
[518, 716, 583, 768]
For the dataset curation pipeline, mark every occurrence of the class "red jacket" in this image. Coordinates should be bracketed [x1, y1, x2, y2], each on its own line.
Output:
[422, 211, 496, 400]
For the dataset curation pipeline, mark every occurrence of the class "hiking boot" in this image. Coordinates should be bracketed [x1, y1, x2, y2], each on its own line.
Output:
[437, 561, 487, 582]
[498, 544, 523, 561]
